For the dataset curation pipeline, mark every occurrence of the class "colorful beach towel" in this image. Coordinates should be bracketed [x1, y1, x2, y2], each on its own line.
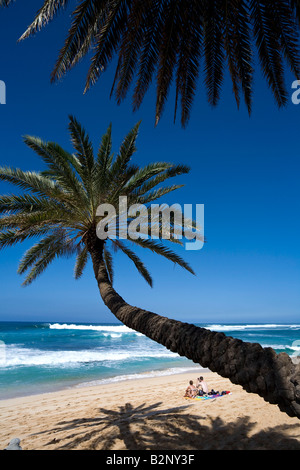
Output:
[184, 391, 231, 401]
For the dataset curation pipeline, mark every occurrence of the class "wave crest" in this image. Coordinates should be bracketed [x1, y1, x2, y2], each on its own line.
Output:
[48, 323, 143, 336]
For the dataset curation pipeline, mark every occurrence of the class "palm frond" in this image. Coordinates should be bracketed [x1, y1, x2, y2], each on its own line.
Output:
[95, 123, 113, 195]
[103, 244, 114, 284]
[174, 0, 202, 127]
[0, 193, 65, 215]
[123, 162, 174, 194]
[68, 115, 95, 202]
[74, 244, 89, 279]
[110, 0, 148, 104]
[17, 231, 62, 275]
[0, 0, 15, 6]
[250, 0, 288, 107]
[223, 0, 253, 113]
[18, 230, 77, 285]
[129, 164, 190, 200]
[51, 0, 105, 82]
[19, 0, 69, 40]
[108, 164, 140, 206]
[136, 184, 185, 205]
[112, 239, 153, 287]
[0, 166, 63, 199]
[203, 0, 225, 107]
[0, 227, 49, 250]
[270, 0, 300, 78]
[154, 0, 181, 125]
[23, 136, 88, 203]
[84, 0, 128, 92]
[132, 0, 164, 112]
[110, 121, 141, 179]
[14, 0, 300, 125]
[68, 115, 94, 172]
[127, 237, 195, 275]
[0, 210, 79, 231]
[290, 0, 300, 24]
[107, 122, 141, 199]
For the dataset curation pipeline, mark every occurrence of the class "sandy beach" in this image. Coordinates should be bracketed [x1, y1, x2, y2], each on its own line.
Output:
[0, 370, 299, 450]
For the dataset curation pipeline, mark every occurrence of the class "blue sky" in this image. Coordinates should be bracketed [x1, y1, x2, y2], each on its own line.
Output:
[0, 2, 299, 324]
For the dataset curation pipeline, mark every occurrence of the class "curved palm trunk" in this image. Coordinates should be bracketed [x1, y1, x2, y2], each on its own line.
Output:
[86, 234, 300, 419]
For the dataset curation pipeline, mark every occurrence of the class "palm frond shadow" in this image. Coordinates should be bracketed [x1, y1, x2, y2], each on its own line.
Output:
[40, 401, 300, 450]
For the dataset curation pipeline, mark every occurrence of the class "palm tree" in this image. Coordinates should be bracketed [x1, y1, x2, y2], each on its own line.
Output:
[0, 117, 299, 419]
[0, 118, 197, 285]
[2, 0, 300, 126]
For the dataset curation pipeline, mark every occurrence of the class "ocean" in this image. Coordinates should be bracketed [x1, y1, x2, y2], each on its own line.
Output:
[0, 322, 299, 400]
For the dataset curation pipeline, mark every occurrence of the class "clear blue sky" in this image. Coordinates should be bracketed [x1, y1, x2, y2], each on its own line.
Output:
[0, 2, 299, 324]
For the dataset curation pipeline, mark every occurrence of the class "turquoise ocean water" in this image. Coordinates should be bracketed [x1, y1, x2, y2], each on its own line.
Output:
[0, 322, 299, 400]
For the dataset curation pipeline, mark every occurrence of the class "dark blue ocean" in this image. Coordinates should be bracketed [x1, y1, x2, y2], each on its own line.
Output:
[0, 322, 299, 400]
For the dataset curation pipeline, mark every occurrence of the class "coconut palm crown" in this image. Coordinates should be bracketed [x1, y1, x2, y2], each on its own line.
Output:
[0, 117, 196, 286]
[2, 0, 300, 126]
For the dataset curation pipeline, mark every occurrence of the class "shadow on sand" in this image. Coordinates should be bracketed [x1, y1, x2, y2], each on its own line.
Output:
[33, 401, 300, 450]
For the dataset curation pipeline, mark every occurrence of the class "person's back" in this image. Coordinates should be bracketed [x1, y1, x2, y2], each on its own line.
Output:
[198, 376, 208, 394]
[185, 380, 197, 398]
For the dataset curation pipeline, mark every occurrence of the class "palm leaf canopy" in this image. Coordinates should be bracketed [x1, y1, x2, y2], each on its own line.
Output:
[0, 117, 201, 286]
[2, 0, 299, 126]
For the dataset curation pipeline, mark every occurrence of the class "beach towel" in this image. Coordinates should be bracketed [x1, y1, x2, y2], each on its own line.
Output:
[184, 391, 231, 401]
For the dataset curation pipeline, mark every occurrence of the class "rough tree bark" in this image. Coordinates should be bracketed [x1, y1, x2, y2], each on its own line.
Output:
[86, 233, 300, 419]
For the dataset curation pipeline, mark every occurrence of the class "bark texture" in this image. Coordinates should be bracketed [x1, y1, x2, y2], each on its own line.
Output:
[86, 234, 300, 419]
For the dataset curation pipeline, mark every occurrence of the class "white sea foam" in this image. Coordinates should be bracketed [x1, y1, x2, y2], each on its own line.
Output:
[1, 345, 178, 368]
[207, 324, 300, 332]
[262, 344, 296, 350]
[48, 323, 143, 336]
[102, 333, 122, 338]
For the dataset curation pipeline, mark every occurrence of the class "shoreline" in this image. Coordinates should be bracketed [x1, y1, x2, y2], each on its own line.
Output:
[0, 364, 204, 402]
[1, 370, 300, 450]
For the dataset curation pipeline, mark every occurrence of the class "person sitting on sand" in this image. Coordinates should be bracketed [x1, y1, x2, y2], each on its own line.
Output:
[196, 376, 208, 395]
[184, 380, 198, 398]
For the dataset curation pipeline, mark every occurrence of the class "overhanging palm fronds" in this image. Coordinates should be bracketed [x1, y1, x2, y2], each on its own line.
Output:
[9, 0, 300, 126]
[0, 0, 15, 6]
